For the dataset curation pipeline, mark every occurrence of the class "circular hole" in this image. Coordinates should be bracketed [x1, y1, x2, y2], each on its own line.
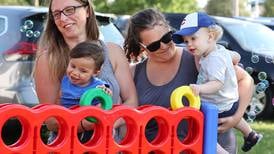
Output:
[145, 118, 158, 142]
[177, 118, 199, 145]
[1, 117, 23, 145]
[145, 117, 169, 145]
[176, 119, 189, 142]
[113, 116, 137, 145]
[181, 96, 190, 106]
[41, 117, 59, 145]
[78, 116, 103, 146]
[42, 116, 68, 146]
[1, 116, 31, 147]
[40, 123, 50, 145]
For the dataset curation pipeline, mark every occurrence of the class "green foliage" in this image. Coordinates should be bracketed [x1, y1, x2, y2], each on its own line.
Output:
[1, 0, 198, 14]
[236, 120, 274, 154]
[263, 0, 274, 16]
[0, 0, 31, 5]
[206, 0, 232, 16]
[93, 0, 198, 15]
[0, 0, 48, 6]
[206, 0, 249, 17]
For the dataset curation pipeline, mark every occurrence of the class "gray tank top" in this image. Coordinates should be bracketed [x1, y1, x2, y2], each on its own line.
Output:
[134, 49, 198, 108]
[134, 50, 198, 140]
[98, 41, 120, 104]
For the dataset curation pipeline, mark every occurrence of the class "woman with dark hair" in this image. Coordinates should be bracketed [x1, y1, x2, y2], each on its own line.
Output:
[124, 8, 254, 153]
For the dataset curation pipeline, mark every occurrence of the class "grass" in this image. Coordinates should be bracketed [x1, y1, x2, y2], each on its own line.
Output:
[235, 120, 274, 154]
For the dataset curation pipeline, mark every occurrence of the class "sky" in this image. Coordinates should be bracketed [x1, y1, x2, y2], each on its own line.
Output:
[197, 0, 208, 8]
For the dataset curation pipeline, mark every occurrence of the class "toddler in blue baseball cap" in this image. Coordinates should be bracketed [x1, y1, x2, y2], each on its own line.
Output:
[172, 12, 216, 43]
[173, 12, 263, 153]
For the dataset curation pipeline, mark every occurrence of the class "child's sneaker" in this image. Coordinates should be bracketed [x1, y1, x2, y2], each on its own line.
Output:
[241, 131, 263, 152]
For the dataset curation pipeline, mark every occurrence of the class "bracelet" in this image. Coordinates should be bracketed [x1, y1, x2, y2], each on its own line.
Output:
[81, 120, 87, 131]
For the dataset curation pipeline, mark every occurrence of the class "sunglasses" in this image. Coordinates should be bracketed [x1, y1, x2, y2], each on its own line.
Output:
[140, 31, 173, 52]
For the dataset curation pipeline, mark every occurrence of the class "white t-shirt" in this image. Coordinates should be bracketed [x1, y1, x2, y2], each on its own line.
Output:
[197, 45, 239, 113]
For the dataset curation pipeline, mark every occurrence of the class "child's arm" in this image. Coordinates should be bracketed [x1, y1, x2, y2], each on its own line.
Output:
[190, 80, 223, 96]
[230, 51, 241, 65]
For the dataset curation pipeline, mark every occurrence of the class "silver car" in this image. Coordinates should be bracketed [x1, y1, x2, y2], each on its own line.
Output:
[0, 5, 124, 145]
[0, 6, 124, 106]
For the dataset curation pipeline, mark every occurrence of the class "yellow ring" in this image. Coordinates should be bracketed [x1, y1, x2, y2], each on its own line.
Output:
[170, 86, 201, 110]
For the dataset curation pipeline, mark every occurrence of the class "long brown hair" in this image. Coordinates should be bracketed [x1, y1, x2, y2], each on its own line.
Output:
[37, 0, 99, 82]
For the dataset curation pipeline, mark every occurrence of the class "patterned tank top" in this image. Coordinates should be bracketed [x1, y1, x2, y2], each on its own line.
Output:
[98, 40, 120, 104]
[134, 49, 198, 140]
[134, 49, 198, 108]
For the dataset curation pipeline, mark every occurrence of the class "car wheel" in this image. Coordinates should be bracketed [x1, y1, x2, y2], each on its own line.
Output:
[246, 87, 273, 119]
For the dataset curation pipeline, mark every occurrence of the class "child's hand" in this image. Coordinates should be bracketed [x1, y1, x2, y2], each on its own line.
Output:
[95, 103, 101, 108]
[96, 85, 112, 96]
[189, 84, 200, 96]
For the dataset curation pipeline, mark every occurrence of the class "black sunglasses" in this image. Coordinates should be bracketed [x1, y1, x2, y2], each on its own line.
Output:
[140, 31, 173, 52]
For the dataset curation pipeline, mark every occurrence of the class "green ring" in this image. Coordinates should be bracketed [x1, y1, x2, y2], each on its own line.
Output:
[80, 88, 113, 122]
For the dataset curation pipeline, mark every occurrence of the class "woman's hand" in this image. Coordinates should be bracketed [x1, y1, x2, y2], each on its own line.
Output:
[96, 84, 113, 96]
[218, 116, 239, 133]
[44, 117, 59, 132]
[218, 65, 254, 133]
[79, 119, 95, 132]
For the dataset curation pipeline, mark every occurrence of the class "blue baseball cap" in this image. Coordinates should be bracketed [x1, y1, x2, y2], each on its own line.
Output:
[172, 12, 216, 44]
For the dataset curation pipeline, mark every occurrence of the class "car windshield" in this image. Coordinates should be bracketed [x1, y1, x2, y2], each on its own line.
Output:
[99, 23, 124, 47]
[223, 22, 274, 55]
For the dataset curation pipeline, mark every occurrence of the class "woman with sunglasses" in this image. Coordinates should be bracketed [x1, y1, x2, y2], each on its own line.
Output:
[124, 8, 254, 153]
[34, 0, 138, 142]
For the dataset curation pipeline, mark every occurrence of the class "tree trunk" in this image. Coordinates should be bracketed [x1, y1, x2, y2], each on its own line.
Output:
[232, 0, 239, 16]
[34, 0, 39, 6]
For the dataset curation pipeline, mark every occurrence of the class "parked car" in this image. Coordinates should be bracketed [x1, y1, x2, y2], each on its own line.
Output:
[0, 5, 124, 145]
[113, 15, 130, 37]
[234, 16, 274, 30]
[164, 13, 274, 119]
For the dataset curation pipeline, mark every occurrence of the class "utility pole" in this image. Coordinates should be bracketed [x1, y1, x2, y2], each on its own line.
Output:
[232, 0, 239, 16]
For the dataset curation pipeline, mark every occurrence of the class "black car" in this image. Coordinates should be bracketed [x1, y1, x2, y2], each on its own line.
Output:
[0, 6, 124, 145]
[164, 13, 274, 119]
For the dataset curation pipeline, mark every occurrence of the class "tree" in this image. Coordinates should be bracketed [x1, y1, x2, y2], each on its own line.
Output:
[206, 0, 249, 17]
[0, 0, 49, 6]
[93, 0, 198, 15]
[263, 0, 274, 16]
[0, 0, 30, 5]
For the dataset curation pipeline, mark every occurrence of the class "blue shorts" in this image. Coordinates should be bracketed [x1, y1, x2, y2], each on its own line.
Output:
[218, 101, 239, 118]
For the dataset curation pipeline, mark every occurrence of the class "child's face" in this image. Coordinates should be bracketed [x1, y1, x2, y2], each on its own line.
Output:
[66, 57, 98, 86]
[183, 28, 214, 57]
